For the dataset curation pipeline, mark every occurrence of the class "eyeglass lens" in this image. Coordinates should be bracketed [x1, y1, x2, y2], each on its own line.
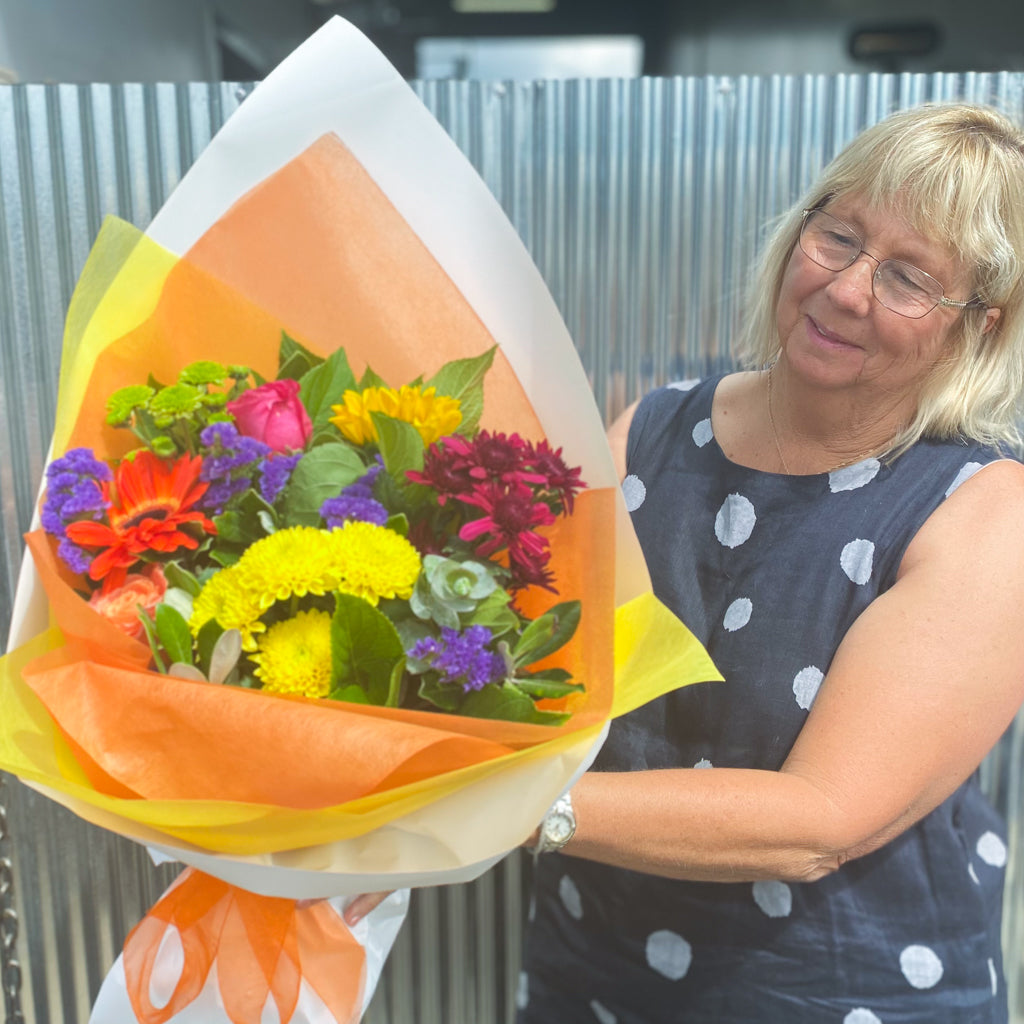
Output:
[799, 210, 946, 318]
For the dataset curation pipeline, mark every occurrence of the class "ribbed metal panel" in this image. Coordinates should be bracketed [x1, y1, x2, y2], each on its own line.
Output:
[3, 72, 1024, 1023]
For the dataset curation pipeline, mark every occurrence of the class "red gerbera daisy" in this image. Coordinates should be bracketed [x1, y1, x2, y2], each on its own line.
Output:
[65, 450, 216, 590]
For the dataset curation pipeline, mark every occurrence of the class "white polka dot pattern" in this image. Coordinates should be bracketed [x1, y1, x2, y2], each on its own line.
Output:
[829, 459, 880, 493]
[590, 999, 617, 1024]
[715, 494, 756, 548]
[645, 930, 693, 980]
[516, 971, 529, 1010]
[559, 875, 584, 920]
[946, 461, 984, 498]
[792, 666, 824, 710]
[752, 880, 792, 918]
[968, 863, 980, 886]
[692, 418, 713, 447]
[840, 539, 874, 584]
[622, 474, 646, 511]
[843, 1010, 882, 1024]
[977, 831, 1007, 868]
[899, 944, 943, 989]
[723, 598, 752, 632]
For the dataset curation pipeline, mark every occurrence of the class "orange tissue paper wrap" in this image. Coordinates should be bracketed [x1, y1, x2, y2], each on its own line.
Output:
[0, 18, 721, 1024]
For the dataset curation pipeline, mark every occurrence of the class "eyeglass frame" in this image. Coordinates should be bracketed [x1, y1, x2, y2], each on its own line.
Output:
[798, 208, 989, 319]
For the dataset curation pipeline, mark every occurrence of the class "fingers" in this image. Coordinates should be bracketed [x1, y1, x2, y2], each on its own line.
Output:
[343, 890, 395, 926]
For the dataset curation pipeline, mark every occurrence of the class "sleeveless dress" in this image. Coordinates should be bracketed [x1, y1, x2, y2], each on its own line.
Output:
[517, 376, 1011, 1024]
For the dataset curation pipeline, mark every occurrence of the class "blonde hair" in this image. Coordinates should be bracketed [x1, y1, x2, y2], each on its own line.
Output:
[737, 103, 1024, 454]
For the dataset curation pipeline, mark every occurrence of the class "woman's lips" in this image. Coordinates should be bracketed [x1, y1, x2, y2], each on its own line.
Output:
[806, 315, 859, 350]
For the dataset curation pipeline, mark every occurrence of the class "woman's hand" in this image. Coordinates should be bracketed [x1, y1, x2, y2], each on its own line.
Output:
[294, 891, 396, 926]
[342, 891, 395, 926]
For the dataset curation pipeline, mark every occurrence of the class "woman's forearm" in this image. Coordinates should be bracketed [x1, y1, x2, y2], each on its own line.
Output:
[562, 767, 855, 884]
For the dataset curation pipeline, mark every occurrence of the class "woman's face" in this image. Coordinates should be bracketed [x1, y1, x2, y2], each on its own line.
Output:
[775, 195, 977, 402]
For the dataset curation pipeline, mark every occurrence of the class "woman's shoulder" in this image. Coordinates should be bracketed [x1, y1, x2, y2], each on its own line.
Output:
[626, 374, 728, 460]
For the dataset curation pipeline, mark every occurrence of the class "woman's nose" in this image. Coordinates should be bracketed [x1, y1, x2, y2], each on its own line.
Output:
[825, 252, 877, 313]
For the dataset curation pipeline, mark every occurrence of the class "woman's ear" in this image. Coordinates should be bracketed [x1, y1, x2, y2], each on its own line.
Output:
[983, 307, 1002, 334]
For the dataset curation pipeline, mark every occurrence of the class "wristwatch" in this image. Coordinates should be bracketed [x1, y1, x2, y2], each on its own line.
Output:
[530, 792, 576, 855]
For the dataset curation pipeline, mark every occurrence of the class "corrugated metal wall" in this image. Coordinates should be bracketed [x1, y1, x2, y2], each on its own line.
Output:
[2, 71, 1024, 1023]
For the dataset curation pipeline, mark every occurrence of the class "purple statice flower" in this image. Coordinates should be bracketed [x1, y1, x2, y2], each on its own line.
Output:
[321, 493, 389, 528]
[409, 625, 506, 692]
[320, 459, 388, 527]
[258, 453, 302, 505]
[41, 448, 111, 540]
[57, 538, 93, 575]
[197, 421, 271, 514]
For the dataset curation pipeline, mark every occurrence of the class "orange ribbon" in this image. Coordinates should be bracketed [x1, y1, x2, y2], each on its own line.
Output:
[123, 868, 366, 1024]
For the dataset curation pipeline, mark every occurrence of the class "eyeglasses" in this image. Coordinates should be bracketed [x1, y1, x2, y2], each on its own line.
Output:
[798, 209, 987, 319]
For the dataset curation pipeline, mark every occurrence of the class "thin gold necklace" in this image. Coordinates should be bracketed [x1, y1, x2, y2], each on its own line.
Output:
[765, 365, 890, 475]
[765, 365, 792, 474]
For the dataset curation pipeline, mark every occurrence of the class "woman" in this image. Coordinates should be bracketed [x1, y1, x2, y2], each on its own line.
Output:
[516, 104, 1024, 1022]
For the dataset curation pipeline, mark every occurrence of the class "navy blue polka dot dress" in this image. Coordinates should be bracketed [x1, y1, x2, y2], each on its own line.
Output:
[517, 376, 1011, 1024]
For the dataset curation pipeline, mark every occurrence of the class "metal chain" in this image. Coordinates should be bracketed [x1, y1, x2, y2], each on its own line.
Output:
[0, 775, 25, 1024]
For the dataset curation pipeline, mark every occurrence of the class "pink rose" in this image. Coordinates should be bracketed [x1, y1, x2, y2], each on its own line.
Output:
[89, 564, 167, 641]
[226, 379, 312, 453]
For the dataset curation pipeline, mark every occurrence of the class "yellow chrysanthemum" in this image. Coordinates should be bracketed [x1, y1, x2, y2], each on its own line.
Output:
[189, 565, 266, 650]
[252, 609, 333, 698]
[330, 385, 462, 446]
[329, 519, 422, 605]
[233, 526, 351, 610]
[189, 523, 421, 652]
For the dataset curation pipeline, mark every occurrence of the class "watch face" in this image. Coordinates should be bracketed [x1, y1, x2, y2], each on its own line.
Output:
[546, 811, 574, 845]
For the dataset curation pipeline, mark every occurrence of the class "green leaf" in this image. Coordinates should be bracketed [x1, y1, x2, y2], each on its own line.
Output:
[155, 603, 194, 666]
[299, 347, 358, 430]
[208, 629, 242, 685]
[213, 511, 245, 543]
[424, 348, 496, 434]
[164, 561, 202, 597]
[281, 443, 366, 526]
[330, 592, 406, 705]
[460, 681, 569, 725]
[359, 365, 389, 390]
[162, 586, 194, 622]
[463, 588, 519, 637]
[371, 412, 425, 478]
[385, 513, 409, 537]
[512, 601, 582, 668]
[417, 675, 464, 712]
[196, 618, 224, 675]
[168, 663, 207, 681]
[328, 684, 370, 704]
[512, 671, 585, 700]
[277, 331, 324, 381]
[136, 608, 167, 674]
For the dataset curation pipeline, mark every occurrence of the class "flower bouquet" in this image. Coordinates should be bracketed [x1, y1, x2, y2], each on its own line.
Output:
[0, 17, 720, 1024]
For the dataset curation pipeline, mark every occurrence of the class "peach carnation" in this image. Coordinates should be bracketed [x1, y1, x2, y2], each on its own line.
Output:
[88, 564, 168, 640]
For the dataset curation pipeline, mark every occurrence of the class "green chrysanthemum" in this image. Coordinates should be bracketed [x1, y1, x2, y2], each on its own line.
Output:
[252, 609, 333, 697]
[178, 361, 228, 386]
[149, 383, 204, 425]
[105, 384, 155, 425]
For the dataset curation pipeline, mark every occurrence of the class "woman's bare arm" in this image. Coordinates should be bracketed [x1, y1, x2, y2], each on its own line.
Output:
[562, 459, 1024, 882]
